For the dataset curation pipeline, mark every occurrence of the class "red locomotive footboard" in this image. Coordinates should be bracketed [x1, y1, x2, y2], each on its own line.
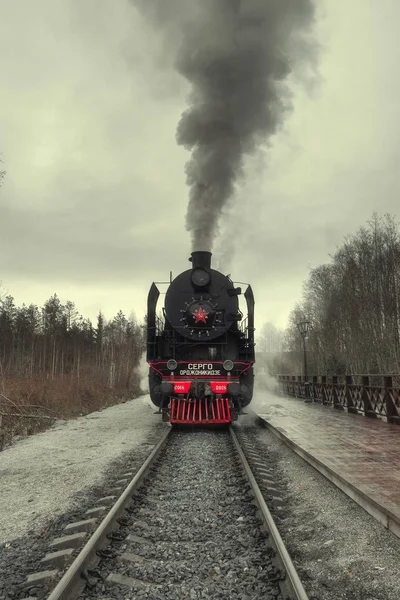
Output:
[169, 397, 232, 424]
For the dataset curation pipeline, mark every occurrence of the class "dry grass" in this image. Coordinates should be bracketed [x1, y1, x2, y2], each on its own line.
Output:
[0, 369, 142, 450]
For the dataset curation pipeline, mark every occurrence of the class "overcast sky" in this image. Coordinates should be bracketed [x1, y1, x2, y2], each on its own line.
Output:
[1, 1, 400, 331]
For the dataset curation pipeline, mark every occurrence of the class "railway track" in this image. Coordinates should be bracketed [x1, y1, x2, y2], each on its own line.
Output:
[25, 427, 310, 600]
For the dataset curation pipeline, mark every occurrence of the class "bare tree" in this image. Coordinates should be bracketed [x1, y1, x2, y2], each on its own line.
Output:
[284, 213, 400, 376]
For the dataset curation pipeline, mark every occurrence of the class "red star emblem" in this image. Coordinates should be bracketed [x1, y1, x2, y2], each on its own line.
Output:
[193, 307, 209, 323]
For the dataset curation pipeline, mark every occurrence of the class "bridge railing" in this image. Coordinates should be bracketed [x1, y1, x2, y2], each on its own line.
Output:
[277, 375, 400, 425]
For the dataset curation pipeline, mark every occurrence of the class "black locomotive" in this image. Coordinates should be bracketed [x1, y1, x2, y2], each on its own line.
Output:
[146, 251, 255, 424]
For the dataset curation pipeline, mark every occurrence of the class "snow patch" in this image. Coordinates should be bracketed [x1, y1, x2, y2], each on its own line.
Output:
[0, 395, 160, 542]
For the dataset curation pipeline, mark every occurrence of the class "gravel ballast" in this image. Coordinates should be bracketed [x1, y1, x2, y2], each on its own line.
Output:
[237, 412, 400, 600]
[83, 429, 285, 600]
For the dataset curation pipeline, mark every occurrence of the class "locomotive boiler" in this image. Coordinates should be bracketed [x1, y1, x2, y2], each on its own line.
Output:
[146, 251, 255, 424]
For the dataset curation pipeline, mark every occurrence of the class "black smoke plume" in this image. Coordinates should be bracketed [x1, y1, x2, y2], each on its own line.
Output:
[134, 0, 317, 251]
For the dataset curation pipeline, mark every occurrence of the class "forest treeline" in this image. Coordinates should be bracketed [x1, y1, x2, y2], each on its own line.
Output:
[0, 292, 143, 385]
[259, 213, 400, 377]
[0, 290, 144, 446]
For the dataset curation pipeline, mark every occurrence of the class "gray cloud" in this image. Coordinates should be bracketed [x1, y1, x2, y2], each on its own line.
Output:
[2, 0, 400, 329]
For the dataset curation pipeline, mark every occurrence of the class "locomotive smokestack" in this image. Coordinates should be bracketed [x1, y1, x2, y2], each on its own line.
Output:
[189, 251, 212, 270]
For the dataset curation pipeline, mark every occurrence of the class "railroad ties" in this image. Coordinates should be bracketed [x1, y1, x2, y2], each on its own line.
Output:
[24, 427, 309, 600]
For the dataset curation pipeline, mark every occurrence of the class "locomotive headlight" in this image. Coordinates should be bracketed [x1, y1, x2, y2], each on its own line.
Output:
[223, 360, 234, 372]
[191, 268, 210, 287]
[159, 382, 174, 395]
[228, 382, 241, 396]
[167, 359, 178, 371]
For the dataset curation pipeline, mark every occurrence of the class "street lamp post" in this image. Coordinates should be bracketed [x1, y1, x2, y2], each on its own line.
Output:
[297, 320, 311, 402]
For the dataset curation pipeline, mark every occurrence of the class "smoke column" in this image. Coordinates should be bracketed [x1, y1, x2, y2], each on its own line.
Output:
[134, 0, 317, 251]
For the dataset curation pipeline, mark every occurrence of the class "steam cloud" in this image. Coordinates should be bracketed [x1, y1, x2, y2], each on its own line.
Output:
[134, 0, 317, 251]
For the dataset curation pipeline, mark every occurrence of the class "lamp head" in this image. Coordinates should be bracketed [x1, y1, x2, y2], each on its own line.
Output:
[297, 320, 310, 338]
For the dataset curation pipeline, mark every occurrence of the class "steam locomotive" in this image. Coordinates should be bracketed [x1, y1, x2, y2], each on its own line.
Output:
[146, 251, 255, 424]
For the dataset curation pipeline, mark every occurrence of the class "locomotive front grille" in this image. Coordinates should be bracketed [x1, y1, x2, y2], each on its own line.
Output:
[169, 398, 232, 424]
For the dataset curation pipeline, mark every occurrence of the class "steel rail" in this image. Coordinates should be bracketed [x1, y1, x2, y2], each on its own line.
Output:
[46, 427, 172, 600]
[229, 426, 310, 600]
